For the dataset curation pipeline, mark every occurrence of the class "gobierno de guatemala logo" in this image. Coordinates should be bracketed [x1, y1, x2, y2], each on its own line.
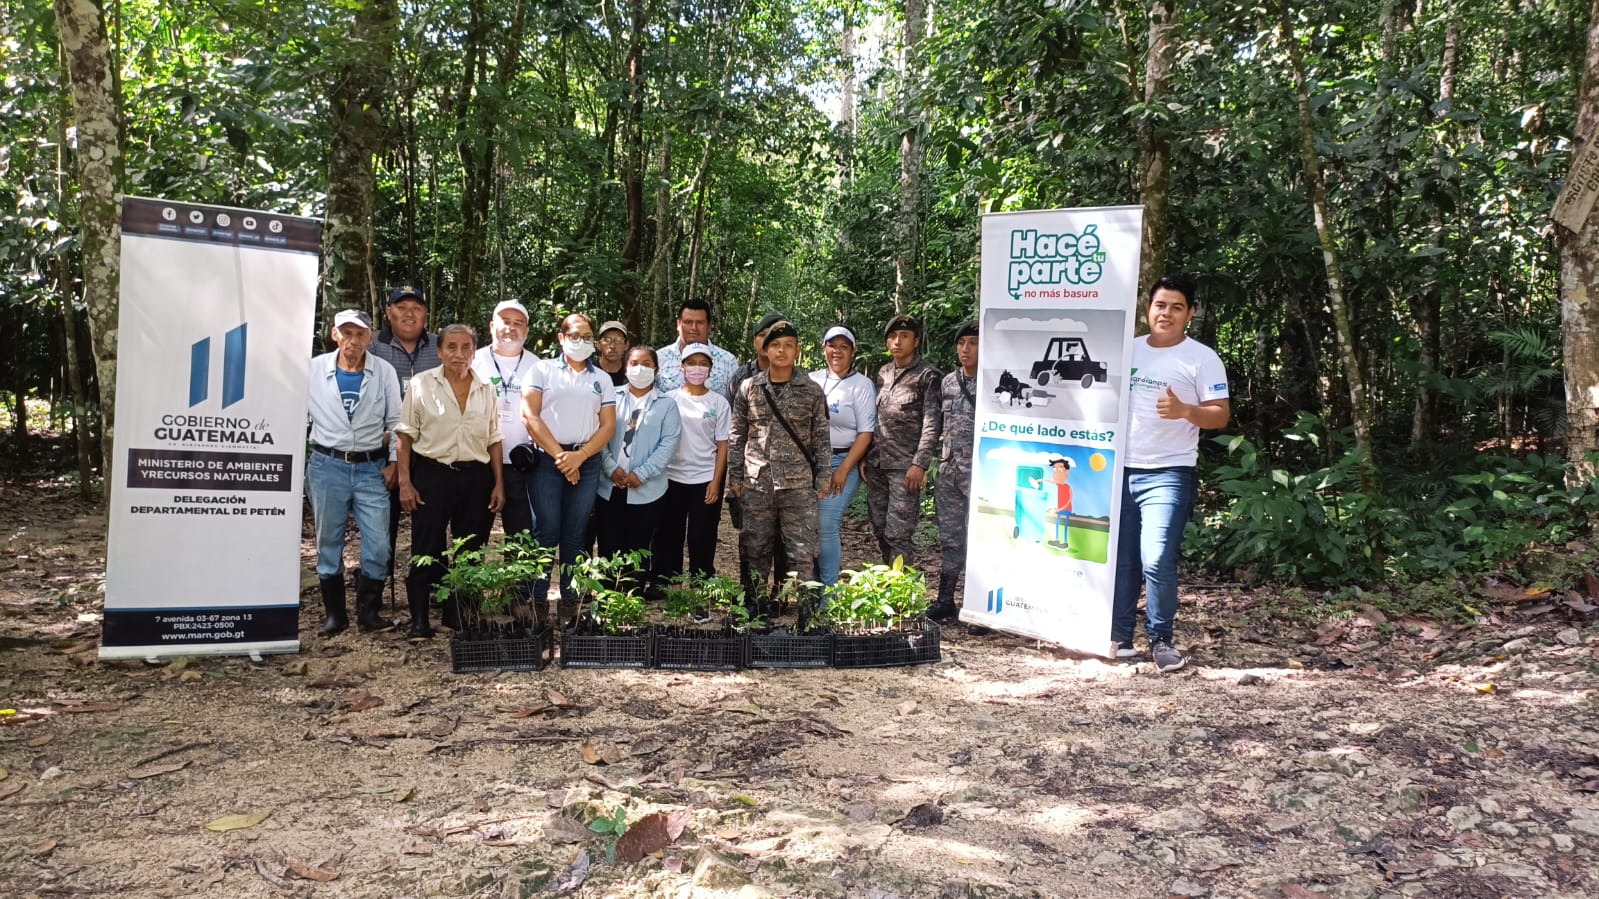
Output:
[1007, 225, 1108, 300]
[150, 323, 274, 445]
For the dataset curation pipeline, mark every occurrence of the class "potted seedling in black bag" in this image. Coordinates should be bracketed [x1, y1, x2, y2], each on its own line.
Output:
[417, 532, 556, 673]
[826, 556, 940, 668]
[561, 551, 653, 668]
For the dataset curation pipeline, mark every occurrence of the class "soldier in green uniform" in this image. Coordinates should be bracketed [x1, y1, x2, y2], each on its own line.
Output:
[930, 320, 978, 621]
[728, 321, 830, 607]
[865, 314, 942, 569]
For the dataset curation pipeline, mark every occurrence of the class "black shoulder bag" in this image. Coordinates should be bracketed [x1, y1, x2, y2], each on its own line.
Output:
[759, 382, 818, 474]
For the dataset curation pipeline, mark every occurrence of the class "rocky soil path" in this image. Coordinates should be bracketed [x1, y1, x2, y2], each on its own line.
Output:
[1, 476, 1596, 898]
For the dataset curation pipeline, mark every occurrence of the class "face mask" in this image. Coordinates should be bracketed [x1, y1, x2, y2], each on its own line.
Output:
[683, 365, 711, 386]
[626, 365, 656, 389]
[561, 338, 594, 361]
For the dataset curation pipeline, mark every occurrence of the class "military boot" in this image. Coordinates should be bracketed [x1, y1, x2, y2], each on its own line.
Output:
[926, 580, 959, 623]
[354, 574, 394, 633]
[318, 574, 348, 637]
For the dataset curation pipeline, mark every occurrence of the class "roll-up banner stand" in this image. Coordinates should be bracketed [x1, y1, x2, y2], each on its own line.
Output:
[959, 206, 1142, 656]
[101, 197, 319, 660]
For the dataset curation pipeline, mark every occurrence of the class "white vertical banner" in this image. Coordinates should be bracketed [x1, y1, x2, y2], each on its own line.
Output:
[959, 206, 1143, 656]
[101, 197, 320, 660]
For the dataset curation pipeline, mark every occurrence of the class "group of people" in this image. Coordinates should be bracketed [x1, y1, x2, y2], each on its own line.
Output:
[306, 274, 1227, 673]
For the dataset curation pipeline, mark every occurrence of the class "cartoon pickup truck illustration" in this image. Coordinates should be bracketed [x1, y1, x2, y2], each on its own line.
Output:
[1030, 337, 1108, 389]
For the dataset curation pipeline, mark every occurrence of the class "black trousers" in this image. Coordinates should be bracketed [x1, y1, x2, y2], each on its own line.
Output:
[406, 457, 496, 601]
[653, 479, 724, 582]
[594, 489, 664, 559]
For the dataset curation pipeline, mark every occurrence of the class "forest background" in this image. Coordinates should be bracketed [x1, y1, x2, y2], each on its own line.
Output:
[9, 0, 1599, 615]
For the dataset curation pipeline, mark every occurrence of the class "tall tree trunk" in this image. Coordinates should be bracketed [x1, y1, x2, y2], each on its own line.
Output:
[454, 0, 487, 324]
[54, 0, 120, 483]
[1280, 3, 1378, 491]
[1559, 0, 1599, 484]
[893, 0, 927, 314]
[321, 0, 398, 322]
[687, 169, 709, 299]
[841, 5, 857, 145]
[56, 56, 95, 491]
[647, 132, 674, 333]
[619, 0, 647, 313]
[1411, 20, 1459, 450]
[1137, 0, 1178, 299]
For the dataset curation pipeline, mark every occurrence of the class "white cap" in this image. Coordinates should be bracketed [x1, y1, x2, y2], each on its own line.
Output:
[332, 309, 373, 330]
[680, 342, 714, 363]
[492, 300, 529, 323]
[822, 325, 856, 346]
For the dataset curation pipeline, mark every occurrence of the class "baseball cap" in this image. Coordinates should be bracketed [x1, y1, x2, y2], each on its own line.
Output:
[883, 314, 922, 340]
[332, 309, 373, 330]
[762, 320, 800, 349]
[388, 284, 426, 306]
[822, 325, 856, 346]
[751, 311, 788, 338]
[680, 342, 714, 363]
[598, 320, 629, 339]
[492, 299, 529, 323]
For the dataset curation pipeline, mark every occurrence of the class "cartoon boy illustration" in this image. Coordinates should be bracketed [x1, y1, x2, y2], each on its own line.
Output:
[1028, 457, 1073, 546]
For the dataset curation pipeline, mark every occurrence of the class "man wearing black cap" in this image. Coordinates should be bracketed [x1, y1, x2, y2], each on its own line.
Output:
[731, 311, 787, 395]
[728, 320, 829, 608]
[369, 285, 441, 392]
[730, 311, 790, 586]
[931, 320, 979, 620]
[367, 284, 442, 581]
[305, 309, 401, 636]
[866, 314, 942, 569]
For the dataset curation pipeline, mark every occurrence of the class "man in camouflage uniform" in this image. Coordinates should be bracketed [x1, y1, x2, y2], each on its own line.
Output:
[729, 321, 830, 607]
[931, 321, 979, 621]
[866, 314, 942, 569]
[730, 311, 790, 586]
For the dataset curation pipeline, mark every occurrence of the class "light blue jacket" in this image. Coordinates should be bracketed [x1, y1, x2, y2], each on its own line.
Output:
[597, 388, 682, 505]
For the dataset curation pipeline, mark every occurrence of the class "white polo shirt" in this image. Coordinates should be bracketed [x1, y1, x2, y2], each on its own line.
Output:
[1126, 335, 1229, 468]
[472, 346, 537, 463]
[526, 356, 616, 446]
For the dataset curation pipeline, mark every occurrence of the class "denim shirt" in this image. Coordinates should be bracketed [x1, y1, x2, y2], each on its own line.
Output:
[307, 351, 402, 460]
[597, 388, 682, 505]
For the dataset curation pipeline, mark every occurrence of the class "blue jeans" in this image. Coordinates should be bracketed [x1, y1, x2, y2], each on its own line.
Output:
[530, 454, 602, 602]
[815, 451, 862, 586]
[1111, 466, 1195, 645]
[306, 451, 391, 579]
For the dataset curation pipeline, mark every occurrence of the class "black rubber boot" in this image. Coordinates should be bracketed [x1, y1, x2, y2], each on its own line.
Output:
[927, 582, 959, 623]
[319, 575, 348, 636]
[405, 577, 434, 640]
[354, 574, 394, 633]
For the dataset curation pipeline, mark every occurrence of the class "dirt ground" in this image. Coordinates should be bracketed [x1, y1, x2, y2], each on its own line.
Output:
[2, 472, 1598, 899]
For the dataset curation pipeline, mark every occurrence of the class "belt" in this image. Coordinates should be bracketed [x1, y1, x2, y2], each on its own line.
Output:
[414, 454, 487, 471]
[313, 444, 386, 464]
[832, 446, 854, 455]
[557, 442, 587, 452]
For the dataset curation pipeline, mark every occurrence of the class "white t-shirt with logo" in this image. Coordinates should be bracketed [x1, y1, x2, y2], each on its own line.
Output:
[526, 357, 616, 446]
[809, 369, 878, 450]
[472, 346, 537, 462]
[1126, 335, 1229, 468]
[666, 388, 732, 484]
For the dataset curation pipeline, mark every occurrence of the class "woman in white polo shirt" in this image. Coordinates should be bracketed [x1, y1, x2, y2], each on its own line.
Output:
[654, 343, 732, 584]
[521, 313, 617, 626]
[809, 325, 877, 586]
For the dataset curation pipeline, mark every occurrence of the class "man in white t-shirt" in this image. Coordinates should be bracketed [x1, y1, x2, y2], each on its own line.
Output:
[1112, 275, 1230, 672]
[471, 300, 538, 548]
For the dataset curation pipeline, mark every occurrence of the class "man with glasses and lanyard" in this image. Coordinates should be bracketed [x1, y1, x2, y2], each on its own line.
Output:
[472, 299, 539, 553]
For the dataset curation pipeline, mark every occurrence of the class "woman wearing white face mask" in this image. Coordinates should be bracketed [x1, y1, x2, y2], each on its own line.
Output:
[521, 313, 617, 627]
[594, 346, 682, 577]
[653, 344, 732, 585]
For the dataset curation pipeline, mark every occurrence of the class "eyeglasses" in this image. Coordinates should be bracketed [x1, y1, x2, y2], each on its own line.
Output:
[598, 335, 627, 346]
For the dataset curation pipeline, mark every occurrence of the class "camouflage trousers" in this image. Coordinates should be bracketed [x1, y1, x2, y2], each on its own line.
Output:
[935, 466, 971, 602]
[739, 486, 818, 598]
[864, 464, 923, 568]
